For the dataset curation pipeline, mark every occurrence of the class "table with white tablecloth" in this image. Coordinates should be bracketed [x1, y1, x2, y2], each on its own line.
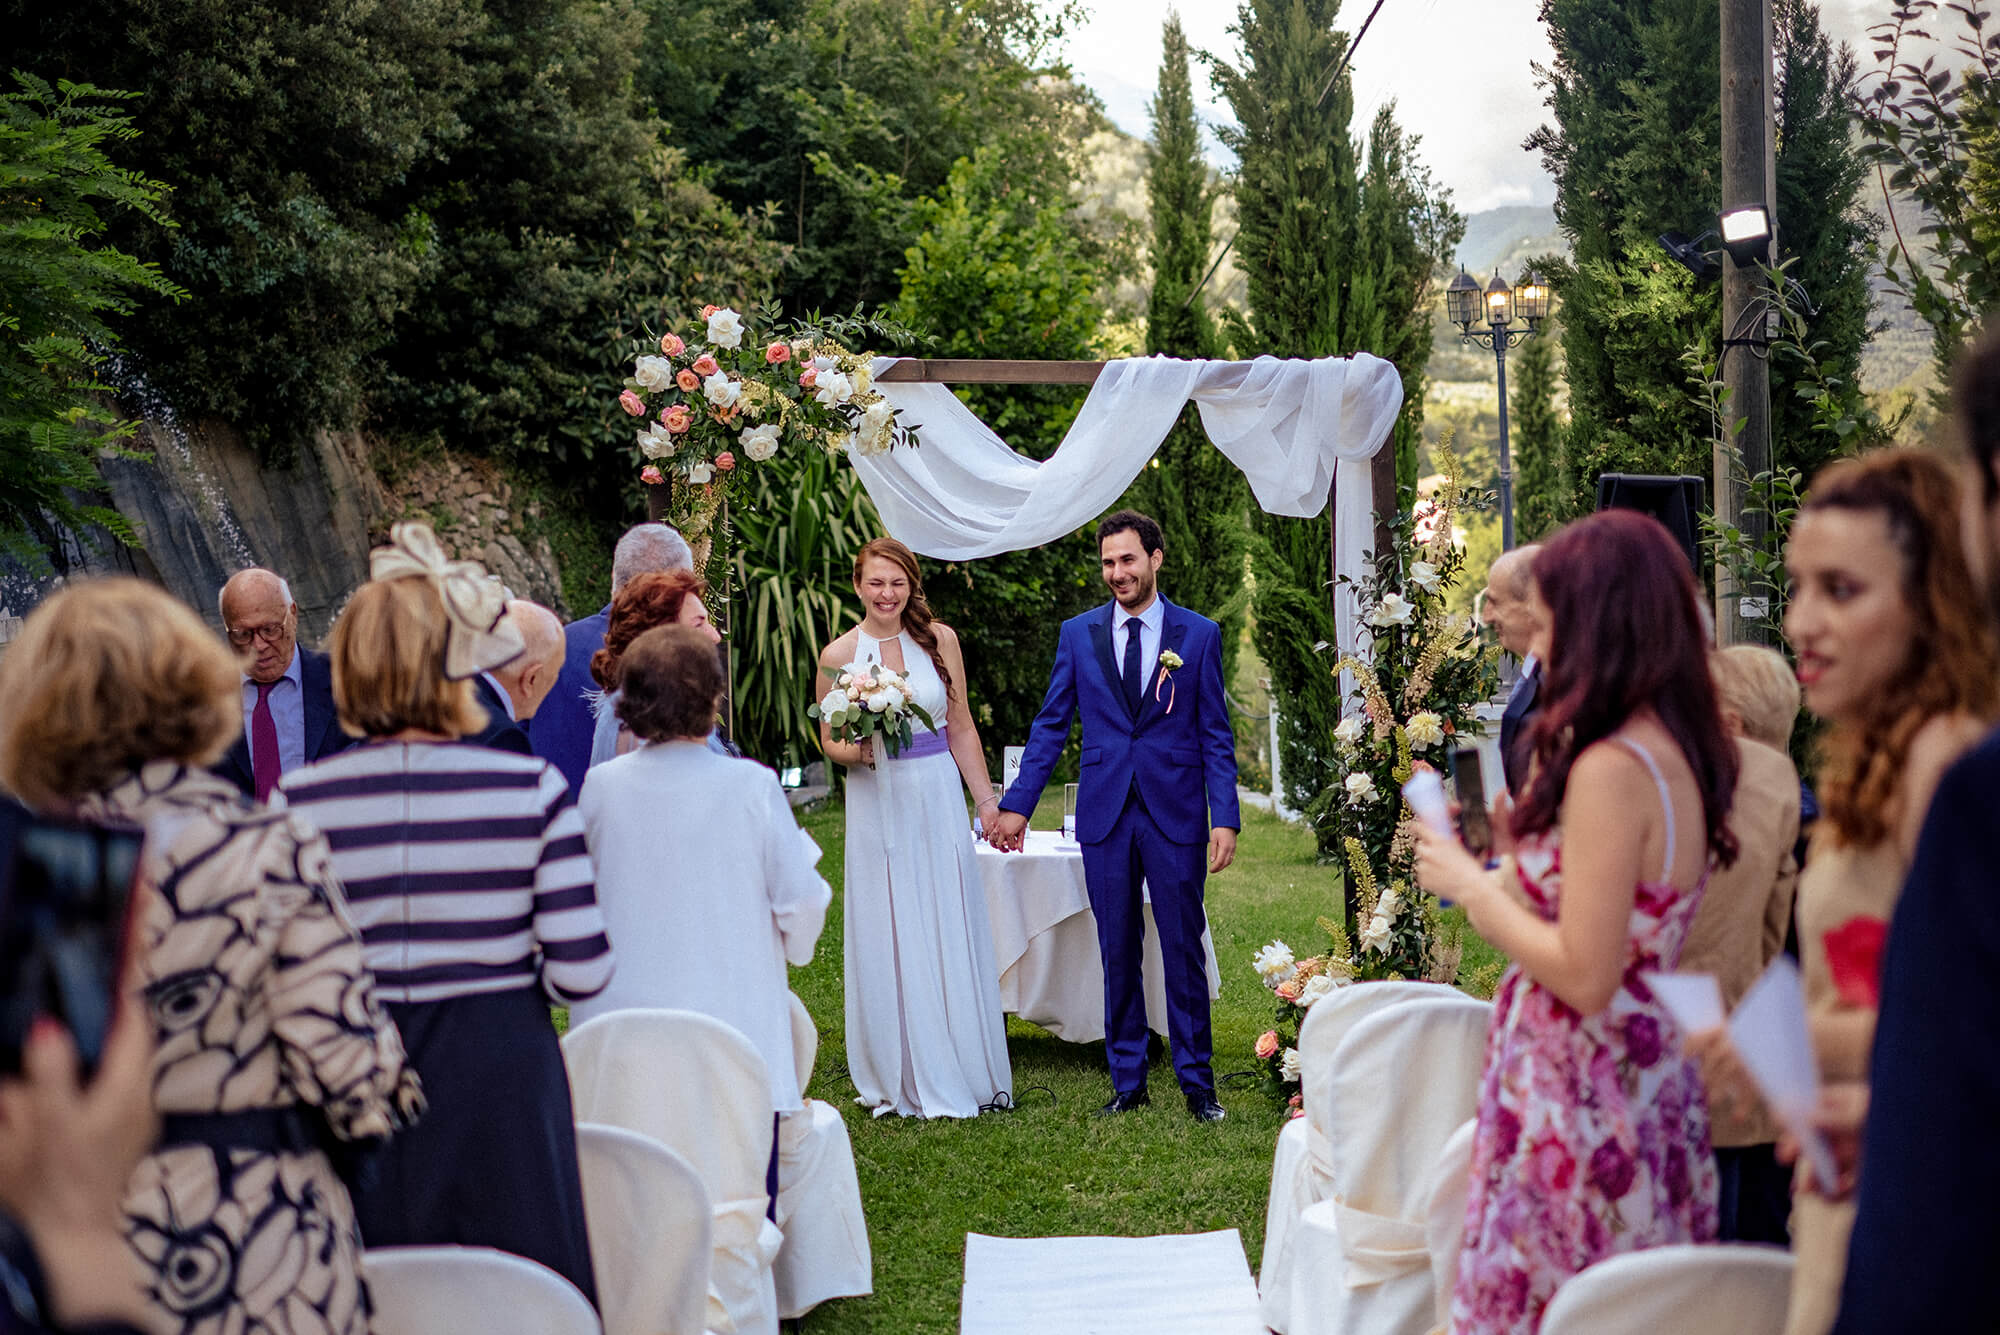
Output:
[974, 829, 1221, 1043]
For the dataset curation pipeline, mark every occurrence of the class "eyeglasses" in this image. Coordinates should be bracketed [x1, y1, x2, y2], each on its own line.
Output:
[225, 621, 290, 649]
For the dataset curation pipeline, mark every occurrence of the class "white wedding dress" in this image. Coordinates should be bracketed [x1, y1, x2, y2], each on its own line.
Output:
[843, 630, 1013, 1118]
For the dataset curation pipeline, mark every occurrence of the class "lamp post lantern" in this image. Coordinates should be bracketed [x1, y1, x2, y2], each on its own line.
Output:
[1448, 266, 1550, 551]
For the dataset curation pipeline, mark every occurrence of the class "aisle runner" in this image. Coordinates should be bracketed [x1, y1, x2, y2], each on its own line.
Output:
[960, 1230, 1263, 1334]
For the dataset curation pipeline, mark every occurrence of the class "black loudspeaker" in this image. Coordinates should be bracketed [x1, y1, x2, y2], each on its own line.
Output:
[1594, 473, 1705, 572]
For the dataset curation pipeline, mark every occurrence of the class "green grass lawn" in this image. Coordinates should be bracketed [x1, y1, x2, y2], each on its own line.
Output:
[783, 793, 1502, 1332]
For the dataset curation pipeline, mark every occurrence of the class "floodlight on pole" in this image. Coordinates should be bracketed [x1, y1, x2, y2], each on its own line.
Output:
[1718, 204, 1774, 267]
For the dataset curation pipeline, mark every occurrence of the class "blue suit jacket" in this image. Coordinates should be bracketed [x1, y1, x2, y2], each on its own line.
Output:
[1001, 596, 1240, 845]
[532, 606, 610, 794]
[212, 647, 353, 797]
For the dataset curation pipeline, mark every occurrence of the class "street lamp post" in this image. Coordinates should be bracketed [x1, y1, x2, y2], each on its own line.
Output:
[1446, 267, 1550, 551]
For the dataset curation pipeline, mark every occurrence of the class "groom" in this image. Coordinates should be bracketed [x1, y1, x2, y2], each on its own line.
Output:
[991, 510, 1239, 1121]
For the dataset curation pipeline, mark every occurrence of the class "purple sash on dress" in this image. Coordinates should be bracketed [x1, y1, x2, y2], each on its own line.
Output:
[891, 727, 952, 761]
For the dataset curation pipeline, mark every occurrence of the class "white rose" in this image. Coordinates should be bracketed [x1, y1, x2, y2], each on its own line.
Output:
[706, 307, 745, 349]
[1344, 771, 1378, 805]
[1360, 917, 1392, 953]
[860, 398, 895, 434]
[632, 355, 674, 391]
[1334, 716, 1365, 746]
[1366, 592, 1417, 628]
[739, 422, 781, 461]
[811, 355, 838, 373]
[635, 423, 673, 459]
[866, 691, 892, 714]
[1279, 1047, 1303, 1082]
[1405, 711, 1445, 750]
[814, 371, 856, 408]
[1408, 560, 1441, 591]
[1298, 974, 1336, 1008]
[703, 370, 741, 409]
[685, 461, 713, 484]
[1253, 940, 1296, 985]
[1375, 884, 1402, 925]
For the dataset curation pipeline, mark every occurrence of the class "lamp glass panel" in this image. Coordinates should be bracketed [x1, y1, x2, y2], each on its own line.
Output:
[1485, 287, 1511, 324]
[1719, 206, 1771, 244]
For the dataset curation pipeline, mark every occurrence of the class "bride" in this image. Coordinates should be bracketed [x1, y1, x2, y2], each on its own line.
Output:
[818, 537, 1013, 1118]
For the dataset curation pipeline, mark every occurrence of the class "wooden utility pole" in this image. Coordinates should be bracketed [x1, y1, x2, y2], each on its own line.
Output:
[1716, 0, 1775, 645]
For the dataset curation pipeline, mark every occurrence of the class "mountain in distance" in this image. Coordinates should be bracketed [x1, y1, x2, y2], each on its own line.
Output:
[1454, 204, 1566, 276]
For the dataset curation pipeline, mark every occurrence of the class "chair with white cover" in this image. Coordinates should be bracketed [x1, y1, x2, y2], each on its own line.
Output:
[773, 993, 873, 1318]
[564, 1009, 781, 1335]
[1259, 980, 1470, 1334]
[1284, 993, 1494, 1335]
[1539, 1244, 1794, 1335]
[1419, 1119, 1477, 1335]
[363, 1245, 599, 1335]
[576, 1122, 714, 1335]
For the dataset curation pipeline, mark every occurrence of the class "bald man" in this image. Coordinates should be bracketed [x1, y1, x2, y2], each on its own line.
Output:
[212, 568, 353, 800]
[467, 601, 567, 756]
[1483, 544, 1543, 794]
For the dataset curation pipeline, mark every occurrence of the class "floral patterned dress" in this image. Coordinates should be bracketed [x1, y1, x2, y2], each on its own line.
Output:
[82, 764, 422, 1335]
[1449, 743, 1718, 1335]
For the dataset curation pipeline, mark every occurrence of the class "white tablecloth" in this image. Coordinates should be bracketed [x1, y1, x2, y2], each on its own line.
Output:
[975, 829, 1221, 1043]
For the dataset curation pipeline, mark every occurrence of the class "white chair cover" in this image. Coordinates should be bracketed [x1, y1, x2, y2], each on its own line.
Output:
[1284, 994, 1493, 1335]
[1539, 1244, 1794, 1335]
[1259, 981, 1469, 1333]
[1420, 1119, 1477, 1335]
[564, 1009, 782, 1335]
[576, 1122, 714, 1335]
[363, 1245, 599, 1335]
[773, 993, 873, 1318]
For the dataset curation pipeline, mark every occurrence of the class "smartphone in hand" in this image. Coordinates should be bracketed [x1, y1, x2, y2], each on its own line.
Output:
[1447, 747, 1494, 860]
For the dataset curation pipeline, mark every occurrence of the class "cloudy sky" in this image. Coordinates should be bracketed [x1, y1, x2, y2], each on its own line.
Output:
[1060, 0, 1886, 214]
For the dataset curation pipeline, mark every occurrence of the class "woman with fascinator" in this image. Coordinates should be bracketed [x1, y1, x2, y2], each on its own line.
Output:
[275, 524, 616, 1306]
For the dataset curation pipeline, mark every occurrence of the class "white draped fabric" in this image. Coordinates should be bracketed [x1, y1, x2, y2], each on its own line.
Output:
[859, 354, 1403, 671]
[774, 994, 874, 1318]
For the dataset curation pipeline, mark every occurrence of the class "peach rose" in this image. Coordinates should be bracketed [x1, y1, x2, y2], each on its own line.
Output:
[660, 332, 685, 356]
[1254, 1030, 1280, 1060]
[1275, 978, 1302, 1001]
[799, 365, 818, 388]
[714, 452, 736, 471]
[676, 368, 700, 392]
[618, 390, 645, 416]
[765, 341, 791, 365]
[700, 304, 720, 319]
[691, 354, 720, 377]
[640, 464, 664, 485]
[662, 404, 693, 434]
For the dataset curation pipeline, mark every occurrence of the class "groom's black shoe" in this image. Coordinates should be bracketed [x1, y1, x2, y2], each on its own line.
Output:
[1097, 1089, 1151, 1115]
[1185, 1092, 1226, 1123]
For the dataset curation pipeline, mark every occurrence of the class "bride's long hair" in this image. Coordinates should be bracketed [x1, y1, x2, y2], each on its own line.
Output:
[854, 537, 951, 696]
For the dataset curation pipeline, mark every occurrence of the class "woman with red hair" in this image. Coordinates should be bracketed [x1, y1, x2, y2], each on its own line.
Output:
[587, 569, 722, 764]
[1417, 510, 1738, 1334]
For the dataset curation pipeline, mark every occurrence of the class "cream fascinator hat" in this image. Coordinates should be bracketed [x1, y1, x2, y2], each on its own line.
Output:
[368, 522, 525, 680]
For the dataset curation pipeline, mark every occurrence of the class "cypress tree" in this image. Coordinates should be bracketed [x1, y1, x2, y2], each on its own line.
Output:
[1510, 315, 1567, 542]
[1121, 11, 1248, 686]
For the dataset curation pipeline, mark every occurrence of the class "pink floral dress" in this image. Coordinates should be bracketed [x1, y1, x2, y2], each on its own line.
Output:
[1449, 741, 1718, 1334]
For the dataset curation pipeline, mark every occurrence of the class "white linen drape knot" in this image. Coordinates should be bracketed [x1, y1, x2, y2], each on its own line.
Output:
[1329, 1195, 1432, 1289]
[707, 1199, 784, 1334]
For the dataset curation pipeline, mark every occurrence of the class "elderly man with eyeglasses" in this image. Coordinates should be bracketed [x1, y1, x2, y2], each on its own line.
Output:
[211, 568, 354, 801]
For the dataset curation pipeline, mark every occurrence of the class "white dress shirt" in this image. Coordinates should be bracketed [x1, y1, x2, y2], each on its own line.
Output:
[480, 671, 517, 721]
[239, 646, 305, 776]
[1113, 594, 1166, 699]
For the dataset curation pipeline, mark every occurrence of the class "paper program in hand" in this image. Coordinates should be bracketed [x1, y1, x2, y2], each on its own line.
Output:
[1642, 971, 1726, 1036]
[1726, 956, 1840, 1193]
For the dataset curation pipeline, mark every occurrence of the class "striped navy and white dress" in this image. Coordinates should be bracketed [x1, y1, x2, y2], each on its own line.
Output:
[276, 739, 614, 1307]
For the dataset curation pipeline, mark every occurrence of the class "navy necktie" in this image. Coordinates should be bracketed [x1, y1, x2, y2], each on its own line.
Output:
[1121, 616, 1144, 713]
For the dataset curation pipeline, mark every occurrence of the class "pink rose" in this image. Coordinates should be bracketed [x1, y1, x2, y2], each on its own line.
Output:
[662, 405, 693, 434]
[659, 332, 685, 356]
[691, 354, 720, 377]
[699, 304, 720, 319]
[618, 390, 645, 417]
[714, 452, 736, 471]
[676, 368, 700, 393]
[799, 365, 818, 388]
[1275, 978, 1301, 1002]
[640, 464, 664, 485]
[765, 341, 791, 365]
[1254, 1030, 1280, 1060]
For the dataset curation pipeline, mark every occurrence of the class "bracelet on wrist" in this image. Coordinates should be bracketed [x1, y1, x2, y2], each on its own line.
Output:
[976, 795, 999, 809]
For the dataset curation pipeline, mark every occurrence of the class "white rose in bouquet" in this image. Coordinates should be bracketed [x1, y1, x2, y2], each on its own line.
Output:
[1299, 974, 1336, 1008]
[818, 688, 850, 724]
[1367, 592, 1417, 628]
[1279, 1047, 1303, 1082]
[632, 355, 674, 391]
[685, 460, 714, 484]
[1344, 771, 1378, 805]
[636, 423, 673, 459]
[1408, 560, 1441, 591]
[1334, 715, 1365, 746]
[866, 689, 894, 713]
[1253, 940, 1297, 986]
[706, 307, 745, 348]
[703, 370, 742, 409]
[1360, 916, 1393, 953]
[814, 371, 856, 408]
[856, 399, 896, 455]
[740, 422, 781, 461]
[1405, 711, 1445, 750]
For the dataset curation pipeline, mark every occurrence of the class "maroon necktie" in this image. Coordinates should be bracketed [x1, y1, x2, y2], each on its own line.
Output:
[251, 680, 281, 803]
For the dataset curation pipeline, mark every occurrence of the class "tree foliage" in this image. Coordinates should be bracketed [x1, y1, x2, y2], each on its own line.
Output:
[0, 73, 183, 563]
[1509, 313, 1567, 543]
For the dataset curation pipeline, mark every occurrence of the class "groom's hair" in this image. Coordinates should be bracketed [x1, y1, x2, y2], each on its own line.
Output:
[1097, 509, 1163, 557]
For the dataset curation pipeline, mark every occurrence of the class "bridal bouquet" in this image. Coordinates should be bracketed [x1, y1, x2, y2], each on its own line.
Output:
[808, 663, 938, 759]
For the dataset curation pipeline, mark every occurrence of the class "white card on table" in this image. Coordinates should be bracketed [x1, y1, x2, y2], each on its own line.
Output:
[1727, 956, 1840, 1193]
[1642, 971, 1726, 1035]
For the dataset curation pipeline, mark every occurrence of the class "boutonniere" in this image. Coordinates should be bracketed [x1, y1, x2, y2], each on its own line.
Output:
[1155, 649, 1183, 713]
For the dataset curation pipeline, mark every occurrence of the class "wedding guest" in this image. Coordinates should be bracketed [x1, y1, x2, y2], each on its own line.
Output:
[1481, 544, 1543, 795]
[275, 525, 613, 1307]
[574, 626, 829, 1202]
[468, 600, 566, 755]
[211, 567, 354, 799]
[1682, 645, 1801, 1245]
[1416, 510, 1736, 1334]
[587, 570, 723, 764]
[533, 523, 693, 789]
[1774, 448, 1995, 1335]
[1835, 324, 2000, 1334]
[0, 578, 420, 1335]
